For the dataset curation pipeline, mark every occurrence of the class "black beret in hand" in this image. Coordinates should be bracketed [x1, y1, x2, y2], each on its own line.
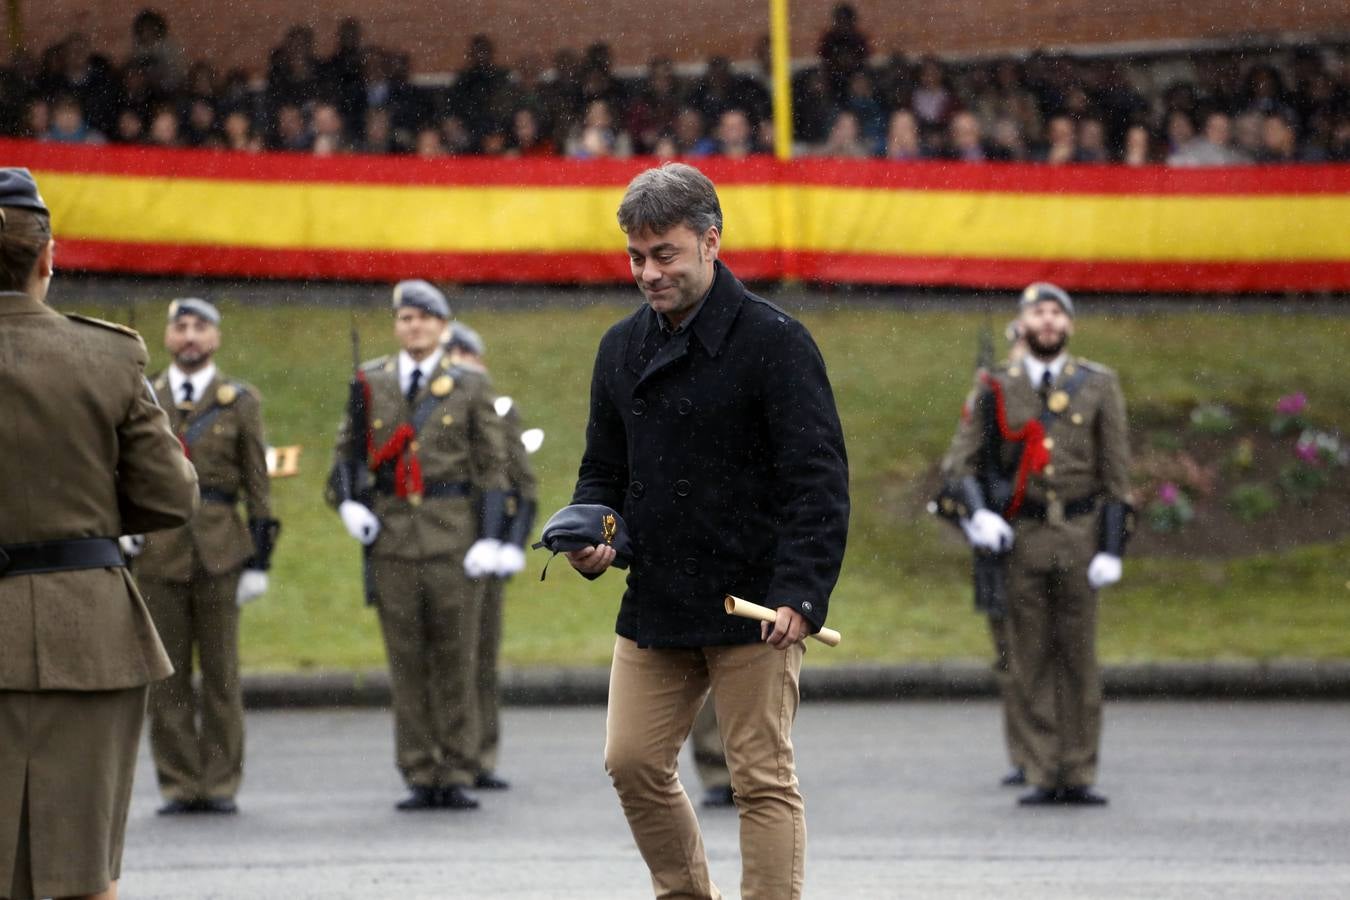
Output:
[532, 504, 633, 576]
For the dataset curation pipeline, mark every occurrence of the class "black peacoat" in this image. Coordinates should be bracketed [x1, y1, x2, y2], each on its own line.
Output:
[572, 261, 849, 648]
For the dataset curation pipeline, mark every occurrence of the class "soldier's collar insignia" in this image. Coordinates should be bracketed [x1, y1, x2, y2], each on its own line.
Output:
[1048, 390, 1070, 413]
[384, 360, 395, 373]
[439, 356, 451, 370]
[430, 375, 454, 397]
[216, 384, 238, 406]
[1008, 366, 1023, 378]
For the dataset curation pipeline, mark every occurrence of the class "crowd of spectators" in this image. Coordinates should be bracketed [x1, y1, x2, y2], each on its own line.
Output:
[5, 6, 1348, 165]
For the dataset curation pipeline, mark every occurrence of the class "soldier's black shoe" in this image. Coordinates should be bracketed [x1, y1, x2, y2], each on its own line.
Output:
[1000, 767, 1027, 787]
[700, 786, 735, 808]
[1058, 785, 1109, 806]
[395, 786, 440, 811]
[156, 799, 199, 815]
[1016, 787, 1061, 806]
[437, 785, 481, 810]
[474, 772, 510, 790]
[198, 797, 238, 814]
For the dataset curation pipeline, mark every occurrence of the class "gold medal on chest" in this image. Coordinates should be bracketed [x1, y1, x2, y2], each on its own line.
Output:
[430, 375, 454, 397]
[1047, 390, 1070, 413]
[216, 384, 238, 406]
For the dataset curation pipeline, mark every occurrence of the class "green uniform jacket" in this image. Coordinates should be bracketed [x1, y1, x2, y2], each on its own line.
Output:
[941, 355, 1132, 517]
[136, 371, 271, 582]
[0, 295, 198, 690]
[329, 353, 512, 559]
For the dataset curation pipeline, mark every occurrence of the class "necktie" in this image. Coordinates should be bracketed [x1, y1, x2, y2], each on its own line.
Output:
[182, 381, 194, 404]
[1039, 370, 1053, 404]
[407, 367, 422, 402]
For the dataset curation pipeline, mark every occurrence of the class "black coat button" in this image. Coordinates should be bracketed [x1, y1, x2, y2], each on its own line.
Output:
[677, 398, 693, 415]
[674, 479, 691, 497]
[629, 481, 645, 498]
[683, 558, 700, 576]
[632, 399, 647, 416]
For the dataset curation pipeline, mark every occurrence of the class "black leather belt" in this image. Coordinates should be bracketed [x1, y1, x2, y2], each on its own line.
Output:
[0, 538, 125, 577]
[1019, 495, 1098, 522]
[374, 480, 473, 499]
[201, 487, 237, 504]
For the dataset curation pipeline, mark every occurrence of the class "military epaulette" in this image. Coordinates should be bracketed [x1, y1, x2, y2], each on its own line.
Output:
[64, 313, 141, 339]
[1073, 358, 1114, 376]
[361, 355, 393, 374]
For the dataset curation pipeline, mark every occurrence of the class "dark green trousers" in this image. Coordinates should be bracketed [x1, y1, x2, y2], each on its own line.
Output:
[373, 558, 483, 789]
[1006, 517, 1102, 789]
[141, 570, 244, 803]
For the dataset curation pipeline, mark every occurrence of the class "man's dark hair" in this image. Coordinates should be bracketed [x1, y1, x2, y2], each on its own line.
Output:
[0, 207, 52, 292]
[616, 163, 723, 237]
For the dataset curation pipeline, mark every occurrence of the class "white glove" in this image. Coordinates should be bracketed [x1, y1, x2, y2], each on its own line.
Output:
[495, 543, 526, 578]
[339, 500, 381, 545]
[119, 534, 145, 558]
[961, 509, 1014, 553]
[464, 538, 503, 578]
[1087, 553, 1123, 590]
[236, 569, 269, 606]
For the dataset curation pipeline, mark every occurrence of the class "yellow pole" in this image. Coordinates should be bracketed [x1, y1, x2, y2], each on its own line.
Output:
[6, 0, 21, 59]
[769, 0, 793, 161]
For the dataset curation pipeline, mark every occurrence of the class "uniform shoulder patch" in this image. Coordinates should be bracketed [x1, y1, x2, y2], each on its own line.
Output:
[360, 355, 392, 374]
[64, 313, 141, 339]
[1074, 358, 1116, 377]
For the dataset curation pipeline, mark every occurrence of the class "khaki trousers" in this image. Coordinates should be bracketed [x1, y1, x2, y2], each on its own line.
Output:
[373, 558, 482, 789]
[1006, 517, 1103, 790]
[0, 687, 146, 900]
[141, 570, 245, 802]
[474, 576, 506, 775]
[605, 636, 806, 900]
[691, 699, 730, 791]
[988, 614, 1030, 771]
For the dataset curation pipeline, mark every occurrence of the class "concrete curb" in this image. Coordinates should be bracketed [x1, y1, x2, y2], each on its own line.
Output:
[242, 660, 1350, 709]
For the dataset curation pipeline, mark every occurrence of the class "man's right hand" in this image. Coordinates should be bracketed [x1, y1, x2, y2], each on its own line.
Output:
[339, 500, 380, 545]
[566, 544, 616, 576]
[961, 509, 1014, 553]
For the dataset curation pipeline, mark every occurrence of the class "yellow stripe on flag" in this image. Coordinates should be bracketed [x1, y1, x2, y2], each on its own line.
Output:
[34, 172, 1350, 263]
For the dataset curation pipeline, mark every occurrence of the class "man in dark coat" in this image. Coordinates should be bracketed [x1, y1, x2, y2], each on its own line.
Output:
[565, 162, 849, 899]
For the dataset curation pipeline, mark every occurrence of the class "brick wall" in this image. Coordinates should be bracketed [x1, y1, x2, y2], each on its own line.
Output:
[22, 0, 1350, 76]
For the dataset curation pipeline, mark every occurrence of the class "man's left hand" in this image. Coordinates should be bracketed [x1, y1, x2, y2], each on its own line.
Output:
[762, 606, 809, 649]
[1087, 553, 1123, 589]
[236, 569, 268, 606]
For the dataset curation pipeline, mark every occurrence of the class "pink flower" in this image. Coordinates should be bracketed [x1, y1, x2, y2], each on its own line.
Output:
[1294, 442, 1320, 465]
[1276, 392, 1307, 416]
[1157, 482, 1180, 504]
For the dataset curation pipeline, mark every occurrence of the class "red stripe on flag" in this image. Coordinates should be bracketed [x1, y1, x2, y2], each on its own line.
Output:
[785, 252, 1350, 293]
[16, 138, 1350, 195]
[54, 238, 1346, 292]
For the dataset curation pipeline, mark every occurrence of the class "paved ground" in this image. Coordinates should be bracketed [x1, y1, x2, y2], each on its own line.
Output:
[120, 701, 1350, 898]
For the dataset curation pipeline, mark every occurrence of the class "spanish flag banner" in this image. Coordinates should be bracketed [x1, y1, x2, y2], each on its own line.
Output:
[12, 139, 1349, 293]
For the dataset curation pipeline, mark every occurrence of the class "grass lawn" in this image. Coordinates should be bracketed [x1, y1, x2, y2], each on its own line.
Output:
[75, 297, 1350, 670]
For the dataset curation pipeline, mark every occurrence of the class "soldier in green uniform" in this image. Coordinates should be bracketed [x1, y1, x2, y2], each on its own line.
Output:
[939, 283, 1132, 806]
[329, 281, 511, 811]
[126, 297, 278, 816]
[1, 168, 198, 900]
[443, 321, 539, 791]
